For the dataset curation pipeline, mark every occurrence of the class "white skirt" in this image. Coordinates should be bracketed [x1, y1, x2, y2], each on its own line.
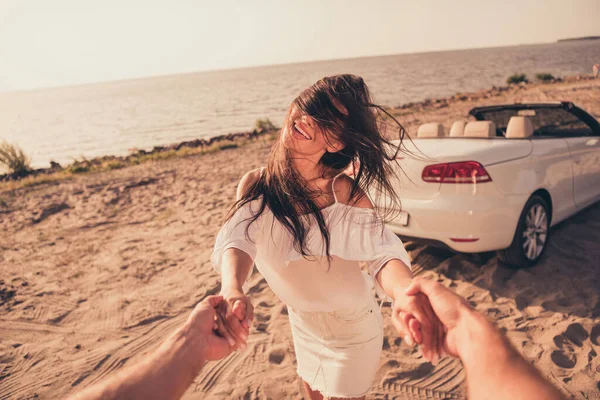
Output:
[287, 291, 384, 398]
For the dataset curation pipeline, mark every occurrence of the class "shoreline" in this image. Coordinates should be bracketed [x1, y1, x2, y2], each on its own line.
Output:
[0, 128, 277, 185]
[1, 74, 598, 188]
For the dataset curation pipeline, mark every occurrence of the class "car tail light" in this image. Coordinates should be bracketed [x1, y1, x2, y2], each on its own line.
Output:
[422, 161, 492, 184]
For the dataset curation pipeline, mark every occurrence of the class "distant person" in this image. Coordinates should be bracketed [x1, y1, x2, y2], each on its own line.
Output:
[69, 282, 566, 400]
[211, 74, 443, 399]
[593, 63, 599, 78]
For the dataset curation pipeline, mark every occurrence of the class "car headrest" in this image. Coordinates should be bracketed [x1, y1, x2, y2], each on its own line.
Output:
[449, 121, 467, 137]
[506, 116, 534, 139]
[417, 123, 445, 138]
[464, 121, 496, 138]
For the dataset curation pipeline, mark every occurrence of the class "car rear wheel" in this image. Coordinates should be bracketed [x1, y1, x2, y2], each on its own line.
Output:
[497, 195, 550, 268]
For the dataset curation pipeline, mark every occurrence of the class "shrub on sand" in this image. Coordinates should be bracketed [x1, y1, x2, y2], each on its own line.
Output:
[204, 141, 238, 154]
[66, 158, 91, 174]
[0, 141, 31, 176]
[507, 73, 529, 85]
[106, 161, 125, 170]
[535, 73, 555, 82]
[255, 118, 277, 132]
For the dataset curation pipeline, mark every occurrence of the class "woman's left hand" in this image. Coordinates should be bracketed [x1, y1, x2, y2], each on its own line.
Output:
[391, 286, 445, 364]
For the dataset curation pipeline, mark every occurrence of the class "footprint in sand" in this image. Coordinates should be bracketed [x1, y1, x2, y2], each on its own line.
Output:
[563, 323, 589, 347]
[591, 324, 600, 346]
[551, 350, 577, 369]
[257, 301, 273, 309]
[551, 323, 596, 370]
[268, 348, 286, 365]
[254, 312, 271, 323]
[553, 334, 571, 349]
[252, 312, 271, 333]
[382, 337, 390, 350]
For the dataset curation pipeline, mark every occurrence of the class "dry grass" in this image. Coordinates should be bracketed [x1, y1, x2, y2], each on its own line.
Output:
[0, 141, 31, 176]
[0, 172, 73, 193]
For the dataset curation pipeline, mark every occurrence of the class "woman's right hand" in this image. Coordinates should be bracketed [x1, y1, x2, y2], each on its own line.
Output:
[215, 288, 254, 350]
[392, 286, 445, 364]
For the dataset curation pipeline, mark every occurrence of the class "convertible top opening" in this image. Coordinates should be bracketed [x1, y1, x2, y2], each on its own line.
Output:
[469, 102, 600, 137]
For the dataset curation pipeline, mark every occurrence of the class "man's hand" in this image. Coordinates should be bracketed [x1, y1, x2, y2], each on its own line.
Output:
[392, 286, 445, 364]
[215, 289, 253, 351]
[69, 295, 234, 400]
[403, 278, 567, 400]
[183, 295, 233, 362]
[404, 278, 472, 358]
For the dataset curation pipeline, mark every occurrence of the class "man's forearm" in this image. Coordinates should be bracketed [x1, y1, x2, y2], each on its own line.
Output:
[70, 326, 206, 400]
[456, 309, 565, 400]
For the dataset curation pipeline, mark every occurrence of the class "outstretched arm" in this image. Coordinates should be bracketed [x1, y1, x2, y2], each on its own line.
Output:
[405, 279, 566, 400]
[213, 168, 263, 350]
[69, 296, 232, 400]
[217, 248, 254, 350]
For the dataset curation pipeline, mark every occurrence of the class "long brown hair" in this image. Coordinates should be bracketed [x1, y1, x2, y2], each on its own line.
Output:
[229, 74, 406, 261]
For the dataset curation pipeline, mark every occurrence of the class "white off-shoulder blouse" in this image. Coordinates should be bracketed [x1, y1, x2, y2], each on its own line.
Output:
[211, 199, 411, 312]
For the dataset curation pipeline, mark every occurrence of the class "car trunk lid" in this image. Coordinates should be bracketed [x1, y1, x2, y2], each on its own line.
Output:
[387, 138, 532, 199]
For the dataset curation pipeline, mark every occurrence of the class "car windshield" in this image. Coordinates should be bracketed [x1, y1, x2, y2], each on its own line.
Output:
[475, 107, 594, 137]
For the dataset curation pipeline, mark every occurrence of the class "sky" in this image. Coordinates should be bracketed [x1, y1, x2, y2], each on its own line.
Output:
[0, 0, 598, 92]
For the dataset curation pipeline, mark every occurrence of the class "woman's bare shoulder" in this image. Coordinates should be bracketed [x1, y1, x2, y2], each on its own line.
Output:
[236, 167, 265, 200]
[332, 173, 373, 209]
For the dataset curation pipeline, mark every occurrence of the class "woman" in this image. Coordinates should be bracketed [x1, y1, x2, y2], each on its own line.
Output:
[211, 75, 443, 399]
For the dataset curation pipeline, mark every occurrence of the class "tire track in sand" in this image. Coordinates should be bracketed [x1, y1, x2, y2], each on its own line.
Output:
[82, 314, 187, 389]
[374, 357, 465, 399]
[0, 347, 59, 399]
[0, 310, 187, 398]
[195, 350, 243, 392]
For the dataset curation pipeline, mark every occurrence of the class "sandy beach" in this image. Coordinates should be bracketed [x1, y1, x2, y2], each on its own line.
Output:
[1, 78, 599, 399]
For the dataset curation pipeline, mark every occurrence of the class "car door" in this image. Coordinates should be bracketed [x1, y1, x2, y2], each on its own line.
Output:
[534, 107, 600, 208]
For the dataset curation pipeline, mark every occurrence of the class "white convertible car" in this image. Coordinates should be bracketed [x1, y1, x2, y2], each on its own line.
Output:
[384, 102, 600, 268]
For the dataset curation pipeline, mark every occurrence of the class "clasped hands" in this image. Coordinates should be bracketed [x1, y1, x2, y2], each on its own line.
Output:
[211, 280, 466, 364]
[391, 282, 449, 364]
[213, 288, 254, 352]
